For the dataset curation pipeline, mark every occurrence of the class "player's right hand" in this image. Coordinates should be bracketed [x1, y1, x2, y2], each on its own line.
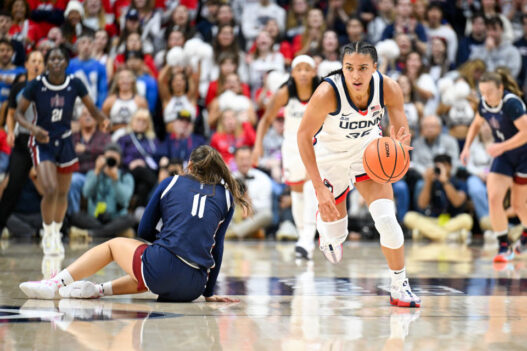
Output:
[316, 185, 340, 222]
[205, 295, 240, 303]
[33, 126, 49, 144]
[460, 148, 470, 166]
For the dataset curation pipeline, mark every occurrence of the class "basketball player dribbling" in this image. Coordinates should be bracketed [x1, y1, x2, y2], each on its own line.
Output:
[297, 41, 421, 307]
[252, 55, 319, 260]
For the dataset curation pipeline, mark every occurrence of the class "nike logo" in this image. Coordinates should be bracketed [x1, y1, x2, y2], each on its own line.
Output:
[394, 270, 404, 274]
[342, 113, 352, 117]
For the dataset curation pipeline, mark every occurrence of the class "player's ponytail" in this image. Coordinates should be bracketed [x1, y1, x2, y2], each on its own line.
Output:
[496, 67, 523, 97]
[480, 69, 523, 97]
[188, 145, 251, 213]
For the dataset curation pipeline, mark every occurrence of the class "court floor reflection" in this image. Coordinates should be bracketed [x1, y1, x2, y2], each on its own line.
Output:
[1, 239, 527, 350]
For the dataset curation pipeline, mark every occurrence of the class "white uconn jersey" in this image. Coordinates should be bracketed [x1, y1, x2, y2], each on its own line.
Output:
[315, 71, 385, 152]
[283, 96, 307, 146]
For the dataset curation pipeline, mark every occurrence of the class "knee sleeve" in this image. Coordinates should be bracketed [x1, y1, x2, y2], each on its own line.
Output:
[316, 213, 348, 245]
[291, 191, 305, 231]
[369, 199, 404, 249]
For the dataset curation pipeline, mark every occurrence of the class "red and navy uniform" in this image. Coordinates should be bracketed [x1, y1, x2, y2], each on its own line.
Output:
[478, 90, 527, 184]
[23, 74, 88, 173]
[136, 175, 234, 302]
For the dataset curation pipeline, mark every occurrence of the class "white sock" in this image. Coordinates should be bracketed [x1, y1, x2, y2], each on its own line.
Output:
[52, 221, 63, 235]
[54, 269, 74, 286]
[101, 281, 113, 296]
[390, 267, 406, 285]
[291, 190, 305, 234]
[43, 223, 53, 237]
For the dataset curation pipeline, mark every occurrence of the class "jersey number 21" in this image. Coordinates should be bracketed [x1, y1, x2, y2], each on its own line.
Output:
[51, 108, 63, 122]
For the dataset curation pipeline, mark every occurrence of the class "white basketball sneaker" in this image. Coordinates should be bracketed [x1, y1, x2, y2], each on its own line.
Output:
[318, 238, 343, 264]
[41, 232, 64, 256]
[59, 281, 104, 299]
[390, 279, 421, 308]
[19, 278, 63, 299]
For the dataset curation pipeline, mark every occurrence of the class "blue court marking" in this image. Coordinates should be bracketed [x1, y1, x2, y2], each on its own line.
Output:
[215, 277, 527, 296]
[0, 305, 183, 324]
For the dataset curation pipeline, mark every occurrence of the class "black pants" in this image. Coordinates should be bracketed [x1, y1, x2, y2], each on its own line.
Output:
[69, 212, 136, 237]
[6, 212, 42, 238]
[0, 134, 32, 229]
[130, 166, 157, 207]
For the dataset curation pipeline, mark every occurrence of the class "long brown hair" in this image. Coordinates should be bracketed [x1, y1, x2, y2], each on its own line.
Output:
[480, 68, 523, 97]
[458, 59, 486, 89]
[188, 145, 250, 212]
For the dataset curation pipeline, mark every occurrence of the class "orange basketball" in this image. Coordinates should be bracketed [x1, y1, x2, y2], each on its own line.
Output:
[363, 137, 410, 184]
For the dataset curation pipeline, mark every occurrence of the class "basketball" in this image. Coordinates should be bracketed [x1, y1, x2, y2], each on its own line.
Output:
[363, 137, 410, 183]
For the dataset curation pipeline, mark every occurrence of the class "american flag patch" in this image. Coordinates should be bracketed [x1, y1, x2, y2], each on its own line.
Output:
[370, 105, 381, 112]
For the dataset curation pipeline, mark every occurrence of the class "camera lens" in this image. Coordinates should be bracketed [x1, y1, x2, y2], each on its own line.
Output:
[106, 157, 117, 167]
[434, 166, 440, 175]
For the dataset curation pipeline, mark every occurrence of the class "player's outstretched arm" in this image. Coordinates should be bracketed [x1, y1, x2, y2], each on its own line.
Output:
[251, 86, 288, 166]
[460, 113, 485, 166]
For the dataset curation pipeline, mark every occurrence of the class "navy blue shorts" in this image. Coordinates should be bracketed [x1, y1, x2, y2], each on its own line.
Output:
[28, 134, 79, 173]
[140, 244, 208, 302]
[490, 152, 527, 185]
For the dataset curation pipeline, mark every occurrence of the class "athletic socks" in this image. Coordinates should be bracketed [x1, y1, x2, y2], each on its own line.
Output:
[52, 221, 63, 236]
[520, 227, 527, 245]
[101, 281, 113, 296]
[43, 223, 53, 237]
[55, 269, 74, 287]
[390, 267, 407, 285]
[496, 230, 510, 253]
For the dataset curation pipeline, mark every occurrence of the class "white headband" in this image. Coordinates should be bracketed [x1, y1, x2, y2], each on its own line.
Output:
[291, 55, 315, 69]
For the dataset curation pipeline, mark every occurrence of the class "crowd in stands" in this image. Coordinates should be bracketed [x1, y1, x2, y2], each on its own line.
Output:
[0, 0, 526, 243]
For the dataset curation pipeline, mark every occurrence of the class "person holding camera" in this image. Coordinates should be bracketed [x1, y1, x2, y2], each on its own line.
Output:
[404, 154, 473, 243]
[68, 107, 111, 216]
[69, 143, 136, 240]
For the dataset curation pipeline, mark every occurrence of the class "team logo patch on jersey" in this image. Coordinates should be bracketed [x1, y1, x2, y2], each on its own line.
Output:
[489, 117, 500, 129]
[50, 94, 65, 108]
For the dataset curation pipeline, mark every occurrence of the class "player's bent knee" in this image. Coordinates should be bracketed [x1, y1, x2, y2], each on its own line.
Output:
[316, 214, 348, 244]
[369, 199, 404, 249]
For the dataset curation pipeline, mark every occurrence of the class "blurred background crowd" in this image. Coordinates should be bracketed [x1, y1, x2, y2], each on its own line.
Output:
[0, 0, 525, 244]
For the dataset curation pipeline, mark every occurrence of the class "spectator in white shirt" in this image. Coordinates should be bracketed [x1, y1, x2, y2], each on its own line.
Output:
[241, 0, 286, 44]
[425, 3, 458, 64]
[247, 30, 285, 94]
[227, 146, 273, 238]
[469, 16, 522, 78]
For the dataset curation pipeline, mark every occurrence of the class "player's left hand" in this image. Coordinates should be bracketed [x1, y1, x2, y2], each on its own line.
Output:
[205, 295, 240, 303]
[486, 143, 504, 157]
[390, 126, 413, 151]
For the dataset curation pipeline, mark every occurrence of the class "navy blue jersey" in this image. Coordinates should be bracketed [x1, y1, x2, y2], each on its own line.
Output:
[23, 74, 88, 139]
[478, 91, 527, 156]
[138, 175, 234, 297]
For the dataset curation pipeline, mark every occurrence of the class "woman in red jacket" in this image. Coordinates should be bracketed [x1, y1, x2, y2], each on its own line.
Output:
[210, 109, 255, 170]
